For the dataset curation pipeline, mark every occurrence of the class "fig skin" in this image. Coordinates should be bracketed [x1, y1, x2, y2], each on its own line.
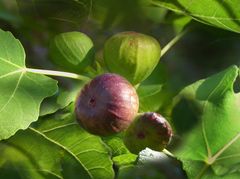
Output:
[124, 112, 173, 154]
[104, 31, 161, 85]
[75, 73, 139, 136]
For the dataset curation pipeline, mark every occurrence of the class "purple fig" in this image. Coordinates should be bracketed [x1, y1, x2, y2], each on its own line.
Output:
[124, 112, 173, 154]
[75, 73, 139, 136]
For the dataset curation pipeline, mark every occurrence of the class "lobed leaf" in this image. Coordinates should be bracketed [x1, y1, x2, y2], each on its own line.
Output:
[0, 29, 57, 140]
[0, 112, 114, 179]
[0, 128, 90, 179]
[173, 65, 240, 178]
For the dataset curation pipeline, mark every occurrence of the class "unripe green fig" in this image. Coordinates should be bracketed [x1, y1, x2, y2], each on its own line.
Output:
[124, 112, 173, 154]
[104, 31, 161, 85]
[75, 73, 139, 136]
[49, 31, 94, 73]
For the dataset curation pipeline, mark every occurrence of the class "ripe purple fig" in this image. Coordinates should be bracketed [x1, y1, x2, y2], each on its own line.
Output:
[124, 112, 173, 154]
[75, 73, 139, 136]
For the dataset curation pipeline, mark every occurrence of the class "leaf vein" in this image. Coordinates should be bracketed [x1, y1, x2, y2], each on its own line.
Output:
[201, 73, 230, 158]
[209, 133, 240, 164]
[216, 153, 240, 161]
[0, 69, 23, 79]
[0, 71, 24, 113]
[41, 122, 78, 133]
[29, 128, 93, 178]
[76, 149, 108, 156]
[0, 57, 22, 69]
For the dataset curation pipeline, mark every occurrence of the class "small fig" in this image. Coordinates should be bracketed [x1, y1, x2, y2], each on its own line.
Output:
[124, 112, 173, 154]
[49, 31, 94, 73]
[104, 31, 161, 85]
[75, 73, 139, 136]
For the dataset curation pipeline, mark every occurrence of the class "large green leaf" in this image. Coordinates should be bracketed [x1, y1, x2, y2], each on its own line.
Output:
[0, 113, 114, 179]
[0, 128, 90, 179]
[34, 113, 114, 179]
[173, 66, 240, 178]
[152, 0, 240, 33]
[0, 29, 57, 140]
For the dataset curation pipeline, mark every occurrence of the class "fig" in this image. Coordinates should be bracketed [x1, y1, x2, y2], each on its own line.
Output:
[123, 112, 173, 154]
[75, 73, 139, 136]
[104, 31, 161, 85]
[49, 31, 94, 73]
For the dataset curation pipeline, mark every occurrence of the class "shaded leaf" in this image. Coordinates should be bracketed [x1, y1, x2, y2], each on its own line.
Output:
[113, 153, 137, 168]
[17, 0, 91, 24]
[102, 134, 130, 157]
[40, 83, 84, 116]
[138, 84, 163, 98]
[137, 83, 173, 114]
[137, 84, 163, 112]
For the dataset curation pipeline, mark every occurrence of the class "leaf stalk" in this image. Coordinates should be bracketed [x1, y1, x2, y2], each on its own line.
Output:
[26, 68, 91, 81]
[161, 28, 189, 58]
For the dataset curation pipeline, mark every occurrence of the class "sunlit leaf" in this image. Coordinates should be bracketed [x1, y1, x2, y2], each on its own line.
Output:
[0, 29, 57, 140]
[153, 0, 240, 33]
[173, 66, 240, 178]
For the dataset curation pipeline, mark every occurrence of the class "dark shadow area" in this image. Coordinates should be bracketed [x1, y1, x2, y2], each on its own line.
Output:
[17, 0, 89, 24]
[233, 75, 240, 93]
[171, 98, 202, 135]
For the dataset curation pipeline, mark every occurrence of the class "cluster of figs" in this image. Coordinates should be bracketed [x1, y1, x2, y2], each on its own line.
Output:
[50, 31, 173, 154]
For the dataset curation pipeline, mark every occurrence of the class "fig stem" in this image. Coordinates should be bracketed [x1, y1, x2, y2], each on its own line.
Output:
[161, 28, 189, 58]
[162, 149, 174, 157]
[134, 84, 140, 90]
[26, 68, 91, 81]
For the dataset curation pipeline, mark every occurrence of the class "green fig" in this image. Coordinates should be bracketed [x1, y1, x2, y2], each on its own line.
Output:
[49, 31, 94, 73]
[124, 112, 172, 154]
[104, 31, 161, 85]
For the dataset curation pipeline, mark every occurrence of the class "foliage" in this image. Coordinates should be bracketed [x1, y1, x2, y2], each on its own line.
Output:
[0, 29, 57, 140]
[153, 0, 240, 33]
[0, 0, 240, 179]
[172, 66, 240, 178]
